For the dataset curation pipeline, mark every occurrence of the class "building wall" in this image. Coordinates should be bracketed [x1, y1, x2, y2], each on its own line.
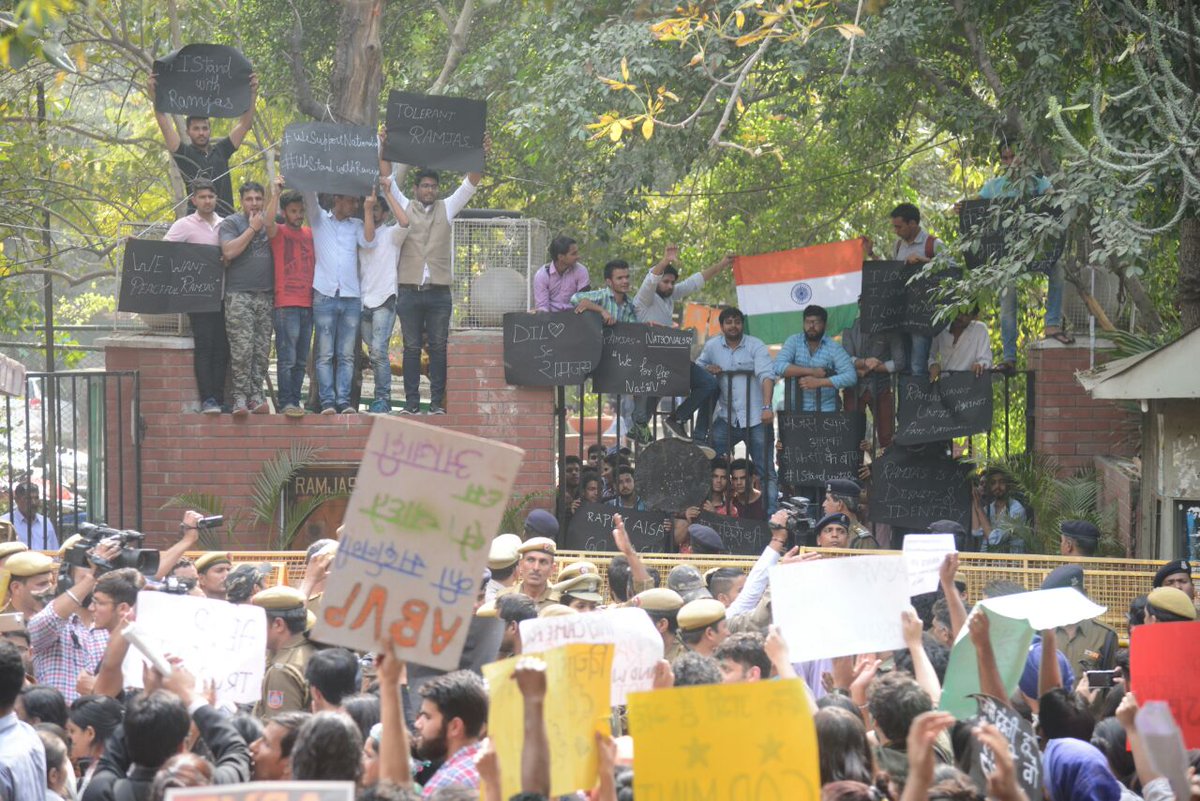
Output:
[101, 330, 555, 549]
[1140, 398, 1200, 559]
[1094, 455, 1139, 556]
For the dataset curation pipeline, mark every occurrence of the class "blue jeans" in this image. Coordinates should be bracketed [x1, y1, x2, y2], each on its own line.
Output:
[1000, 261, 1065, 362]
[396, 286, 452, 408]
[631, 363, 719, 442]
[273, 306, 312, 408]
[711, 418, 778, 514]
[909, 334, 932, 376]
[360, 295, 397, 402]
[313, 290, 361, 409]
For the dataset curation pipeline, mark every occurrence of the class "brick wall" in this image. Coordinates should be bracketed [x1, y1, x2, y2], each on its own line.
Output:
[102, 330, 555, 548]
[1095, 455, 1139, 555]
[1028, 342, 1140, 476]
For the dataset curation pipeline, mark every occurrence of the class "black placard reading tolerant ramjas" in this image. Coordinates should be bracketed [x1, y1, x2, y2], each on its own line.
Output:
[870, 446, 972, 529]
[777, 411, 866, 489]
[894, 372, 994, 446]
[152, 44, 253, 118]
[859, 260, 940, 337]
[563, 502, 672, 553]
[280, 123, 379, 197]
[502, 312, 604, 387]
[383, 91, 487, 172]
[695, 511, 774, 556]
[591, 323, 692, 396]
[118, 238, 224, 314]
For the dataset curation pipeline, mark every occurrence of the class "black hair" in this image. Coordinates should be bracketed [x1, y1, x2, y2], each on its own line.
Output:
[932, 598, 951, 630]
[417, 670, 489, 738]
[1038, 687, 1094, 741]
[184, 115, 209, 127]
[19, 684, 68, 726]
[230, 713, 263, 747]
[94, 568, 141, 608]
[497, 593, 539, 626]
[867, 672, 932, 744]
[266, 605, 308, 635]
[490, 562, 517, 582]
[270, 710, 311, 759]
[38, 726, 69, 774]
[564, 455, 582, 467]
[643, 606, 678, 634]
[1091, 717, 1134, 782]
[0, 641, 27, 710]
[604, 259, 629, 281]
[279, 190, 304, 209]
[608, 556, 633, 603]
[815, 707, 874, 786]
[1063, 531, 1099, 557]
[305, 648, 360, 706]
[1147, 602, 1193, 623]
[662, 264, 679, 279]
[1128, 595, 1147, 628]
[124, 690, 192, 768]
[615, 464, 635, 480]
[889, 202, 920, 223]
[587, 443, 605, 457]
[549, 235, 577, 263]
[713, 631, 770, 677]
[414, 169, 440, 186]
[13, 481, 36, 498]
[239, 181, 265, 197]
[670, 652, 721, 687]
[291, 711, 363, 782]
[169, 557, 194, 575]
[189, 178, 216, 196]
[893, 634, 951, 683]
[717, 306, 744, 325]
[579, 469, 602, 491]
[710, 457, 730, 472]
[342, 693, 381, 741]
[69, 694, 124, 744]
[803, 304, 828, 322]
[728, 458, 751, 474]
[707, 568, 744, 599]
[150, 753, 214, 801]
[817, 692, 862, 718]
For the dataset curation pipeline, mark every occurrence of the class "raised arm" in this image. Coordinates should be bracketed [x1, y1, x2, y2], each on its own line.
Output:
[700, 253, 734, 282]
[612, 514, 653, 593]
[466, 132, 491, 188]
[266, 174, 285, 239]
[513, 656, 551, 797]
[376, 640, 413, 787]
[902, 608, 942, 705]
[378, 176, 409, 227]
[147, 72, 181, 152]
[939, 554, 968, 640]
[968, 609, 1011, 708]
[227, 73, 258, 149]
[154, 511, 201, 581]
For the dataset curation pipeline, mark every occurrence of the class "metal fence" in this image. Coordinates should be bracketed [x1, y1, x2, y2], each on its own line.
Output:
[450, 215, 549, 329]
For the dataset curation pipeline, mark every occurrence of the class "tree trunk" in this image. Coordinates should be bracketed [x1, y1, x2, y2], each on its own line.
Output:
[1179, 215, 1200, 333]
[328, 0, 384, 126]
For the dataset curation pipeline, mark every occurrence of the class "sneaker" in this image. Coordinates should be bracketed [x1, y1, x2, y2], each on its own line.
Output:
[232, 401, 250, 418]
[251, 398, 271, 414]
[320, 405, 337, 416]
[661, 415, 691, 441]
[629, 422, 654, 445]
[368, 400, 390, 414]
[427, 405, 446, 415]
[697, 445, 717, 460]
[283, 404, 305, 418]
[201, 398, 221, 415]
[398, 406, 418, 415]
[336, 404, 358, 414]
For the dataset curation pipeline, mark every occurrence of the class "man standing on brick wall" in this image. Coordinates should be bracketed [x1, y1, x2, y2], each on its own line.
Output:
[220, 181, 276, 416]
[358, 177, 410, 414]
[267, 175, 316, 418]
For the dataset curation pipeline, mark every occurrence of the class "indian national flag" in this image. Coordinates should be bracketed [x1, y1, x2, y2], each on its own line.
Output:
[733, 239, 864, 346]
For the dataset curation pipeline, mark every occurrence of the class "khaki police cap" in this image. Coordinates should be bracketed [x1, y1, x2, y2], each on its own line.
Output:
[632, 587, 684, 613]
[194, 552, 232, 573]
[251, 585, 308, 611]
[488, 533, 523, 570]
[0, 542, 29, 562]
[538, 603, 578, 618]
[553, 573, 603, 602]
[556, 560, 599, 583]
[517, 537, 557, 557]
[1147, 587, 1197, 621]
[0, 551, 55, 608]
[677, 598, 727, 632]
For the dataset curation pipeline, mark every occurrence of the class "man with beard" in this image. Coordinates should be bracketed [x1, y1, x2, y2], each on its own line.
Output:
[773, 304, 856, 412]
[194, 552, 232, 601]
[412, 670, 488, 795]
[555, 455, 582, 520]
[631, 246, 731, 445]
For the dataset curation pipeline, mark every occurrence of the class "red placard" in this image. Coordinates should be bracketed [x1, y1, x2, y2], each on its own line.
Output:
[1130, 620, 1200, 748]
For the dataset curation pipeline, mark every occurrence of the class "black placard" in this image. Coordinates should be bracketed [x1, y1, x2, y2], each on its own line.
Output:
[894, 373, 994, 445]
[695, 511, 773, 556]
[591, 323, 692, 396]
[563, 502, 671, 553]
[152, 44, 253, 118]
[634, 438, 712, 513]
[959, 198, 1063, 275]
[280, 123, 378, 197]
[870, 446, 972, 529]
[860, 260, 941, 337]
[383, 91, 487, 172]
[777, 411, 866, 489]
[967, 695, 1043, 801]
[502, 312, 603, 387]
[117, 238, 224, 314]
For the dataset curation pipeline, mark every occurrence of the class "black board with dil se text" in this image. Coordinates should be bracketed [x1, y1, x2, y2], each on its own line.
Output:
[383, 91, 487, 173]
[152, 44, 253, 118]
[590, 322, 692, 396]
[502, 312, 604, 387]
[894, 372, 994, 446]
[280, 123, 379, 197]
[118, 238, 224, 314]
[869, 445, 972, 530]
[564, 502, 672, 553]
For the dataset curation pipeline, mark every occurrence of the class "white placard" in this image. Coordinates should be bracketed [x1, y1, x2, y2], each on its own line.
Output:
[902, 533, 957, 595]
[1137, 701, 1191, 801]
[122, 591, 266, 705]
[311, 417, 524, 670]
[769, 555, 910, 662]
[980, 587, 1106, 631]
[518, 607, 663, 706]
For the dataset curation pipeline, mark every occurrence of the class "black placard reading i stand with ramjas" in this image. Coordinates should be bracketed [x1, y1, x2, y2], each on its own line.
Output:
[118, 238, 225, 314]
[383, 91, 487, 172]
[777, 410, 866, 489]
[280, 123, 379, 197]
[152, 44, 253, 118]
[501, 312, 604, 387]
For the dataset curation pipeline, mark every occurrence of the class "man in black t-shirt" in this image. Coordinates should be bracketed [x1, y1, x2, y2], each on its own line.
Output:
[148, 72, 258, 216]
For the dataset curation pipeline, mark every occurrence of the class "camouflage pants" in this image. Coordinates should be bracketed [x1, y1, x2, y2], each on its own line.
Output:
[225, 290, 274, 406]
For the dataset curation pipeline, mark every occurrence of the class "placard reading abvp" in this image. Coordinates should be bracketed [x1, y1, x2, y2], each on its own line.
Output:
[591, 323, 692, 396]
[152, 44, 253, 117]
[118, 238, 224, 314]
[502, 312, 603, 386]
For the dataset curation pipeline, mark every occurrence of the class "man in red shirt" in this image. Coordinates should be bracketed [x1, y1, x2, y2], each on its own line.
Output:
[267, 175, 316, 417]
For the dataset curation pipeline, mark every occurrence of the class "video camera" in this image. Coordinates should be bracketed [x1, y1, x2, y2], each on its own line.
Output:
[64, 522, 160, 576]
[780, 496, 817, 545]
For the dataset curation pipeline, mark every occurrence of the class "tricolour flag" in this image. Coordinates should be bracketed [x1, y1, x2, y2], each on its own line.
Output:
[733, 239, 864, 346]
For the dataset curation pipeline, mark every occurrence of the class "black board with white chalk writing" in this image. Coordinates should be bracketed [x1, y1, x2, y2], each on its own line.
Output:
[118, 238, 224, 314]
[591, 323, 692, 396]
[958, 198, 1064, 275]
[564, 503, 671, 553]
[967, 695, 1043, 801]
[383, 91, 487, 172]
[152, 44, 253, 118]
[870, 446, 972, 529]
[635, 438, 712, 512]
[860, 260, 940, 336]
[777, 411, 866, 489]
[502, 312, 604, 387]
[695, 511, 774, 556]
[894, 373, 994, 445]
[280, 123, 378, 197]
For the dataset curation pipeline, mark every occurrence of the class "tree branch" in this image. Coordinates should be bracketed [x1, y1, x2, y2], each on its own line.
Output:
[288, 0, 332, 121]
[0, 267, 117, 287]
[949, 0, 1023, 138]
[708, 34, 773, 148]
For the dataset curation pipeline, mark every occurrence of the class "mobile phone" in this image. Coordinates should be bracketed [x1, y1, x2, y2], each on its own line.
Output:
[1085, 669, 1119, 688]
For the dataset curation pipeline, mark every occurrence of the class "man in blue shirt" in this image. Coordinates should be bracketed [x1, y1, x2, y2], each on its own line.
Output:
[772, 305, 857, 412]
[696, 307, 777, 514]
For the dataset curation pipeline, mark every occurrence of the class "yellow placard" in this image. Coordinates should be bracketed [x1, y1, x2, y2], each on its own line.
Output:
[627, 679, 820, 799]
[482, 643, 614, 799]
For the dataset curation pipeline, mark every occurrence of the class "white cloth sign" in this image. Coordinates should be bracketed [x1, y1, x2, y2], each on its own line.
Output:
[902, 534, 957, 595]
[311, 417, 523, 670]
[980, 587, 1106, 631]
[518, 607, 663, 705]
[121, 591, 267, 705]
[770, 555, 910, 662]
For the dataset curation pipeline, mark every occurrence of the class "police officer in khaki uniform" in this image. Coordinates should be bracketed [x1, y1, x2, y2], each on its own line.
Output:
[252, 585, 318, 719]
[1042, 564, 1118, 678]
[631, 587, 685, 662]
[0, 550, 55, 617]
[501, 537, 559, 611]
[823, 478, 878, 549]
[553, 573, 604, 613]
[677, 597, 729, 657]
[194, 551, 232, 601]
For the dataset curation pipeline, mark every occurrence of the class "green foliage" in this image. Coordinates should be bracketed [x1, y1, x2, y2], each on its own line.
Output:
[249, 442, 348, 550]
[499, 489, 551, 535]
[160, 492, 239, 549]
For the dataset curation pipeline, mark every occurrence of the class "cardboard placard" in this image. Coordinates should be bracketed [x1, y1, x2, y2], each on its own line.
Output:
[902, 533, 958, 596]
[591, 323, 692, 396]
[483, 644, 614, 800]
[894, 372, 994, 445]
[959, 198, 1064, 275]
[311, 417, 523, 670]
[628, 679, 819, 799]
[769, 555, 910, 662]
[1131, 620, 1200, 748]
[383, 90, 487, 172]
[777, 411, 866, 489]
[280, 123, 379, 197]
[121, 591, 266, 706]
[968, 694, 1043, 801]
[152, 44, 253, 118]
[563, 502, 671, 553]
[518, 607, 663, 705]
[870, 447, 972, 530]
[165, 782, 354, 801]
[502, 311, 603, 387]
[118, 238, 224, 314]
[634, 438, 712, 513]
[695, 510, 774, 556]
[859, 260, 940, 336]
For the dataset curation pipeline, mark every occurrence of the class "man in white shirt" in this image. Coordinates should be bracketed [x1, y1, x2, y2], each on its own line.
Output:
[1, 482, 57, 551]
[358, 180, 410, 414]
[928, 307, 993, 380]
